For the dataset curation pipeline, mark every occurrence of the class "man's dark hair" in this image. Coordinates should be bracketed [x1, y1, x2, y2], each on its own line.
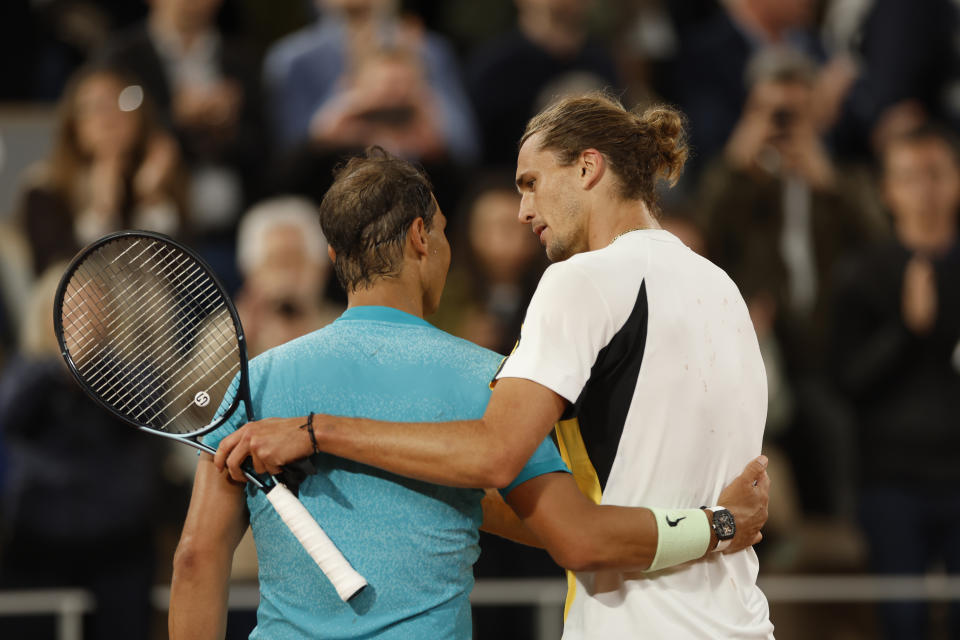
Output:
[884, 122, 960, 169]
[319, 147, 437, 291]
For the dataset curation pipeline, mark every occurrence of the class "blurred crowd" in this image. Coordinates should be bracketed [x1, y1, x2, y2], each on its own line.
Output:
[0, 0, 959, 638]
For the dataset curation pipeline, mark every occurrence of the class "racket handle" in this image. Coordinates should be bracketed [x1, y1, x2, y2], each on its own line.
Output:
[266, 482, 368, 601]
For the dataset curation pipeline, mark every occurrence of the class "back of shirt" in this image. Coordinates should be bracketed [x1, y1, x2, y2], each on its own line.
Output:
[206, 306, 502, 639]
[497, 230, 773, 639]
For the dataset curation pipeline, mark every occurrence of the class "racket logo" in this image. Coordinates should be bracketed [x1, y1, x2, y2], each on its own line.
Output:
[194, 391, 210, 407]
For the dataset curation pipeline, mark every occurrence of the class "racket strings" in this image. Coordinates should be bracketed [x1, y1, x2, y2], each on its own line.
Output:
[61, 242, 206, 357]
[67, 251, 218, 405]
[63, 245, 208, 356]
[64, 245, 211, 424]
[60, 237, 242, 435]
[76, 264, 222, 407]
[72, 246, 237, 432]
[134, 328, 237, 424]
[59, 238, 156, 323]
[61, 248, 200, 374]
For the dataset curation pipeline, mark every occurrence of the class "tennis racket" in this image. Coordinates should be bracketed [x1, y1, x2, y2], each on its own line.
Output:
[53, 230, 367, 602]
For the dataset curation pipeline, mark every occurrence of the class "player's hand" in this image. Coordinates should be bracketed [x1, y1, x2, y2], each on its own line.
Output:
[214, 417, 315, 481]
[717, 455, 770, 554]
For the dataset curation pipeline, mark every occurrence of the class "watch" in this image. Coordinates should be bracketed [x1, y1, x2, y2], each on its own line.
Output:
[706, 506, 736, 552]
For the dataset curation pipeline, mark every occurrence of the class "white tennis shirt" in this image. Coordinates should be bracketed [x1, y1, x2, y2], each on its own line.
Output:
[496, 229, 774, 639]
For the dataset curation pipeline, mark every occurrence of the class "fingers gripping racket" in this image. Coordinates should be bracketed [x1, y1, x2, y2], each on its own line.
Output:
[53, 230, 367, 601]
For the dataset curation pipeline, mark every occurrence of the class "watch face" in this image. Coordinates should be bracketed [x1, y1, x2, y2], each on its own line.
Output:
[714, 509, 736, 540]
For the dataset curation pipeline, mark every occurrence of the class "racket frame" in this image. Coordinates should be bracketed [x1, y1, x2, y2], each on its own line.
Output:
[54, 230, 252, 438]
[53, 230, 367, 601]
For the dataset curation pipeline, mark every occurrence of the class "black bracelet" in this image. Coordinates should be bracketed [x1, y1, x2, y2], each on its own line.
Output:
[299, 412, 319, 454]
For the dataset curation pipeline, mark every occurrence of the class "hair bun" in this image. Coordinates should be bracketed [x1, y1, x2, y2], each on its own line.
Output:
[636, 106, 688, 187]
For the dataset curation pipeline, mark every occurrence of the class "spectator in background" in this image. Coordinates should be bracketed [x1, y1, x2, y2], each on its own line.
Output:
[699, 48, 885, 519]
[833, 124, 960, 640]
[656, 0, 822, 176]
[100, 0, 267, 241]
[432, 175, 545, 355]
[265, 0, 478, 164]
[307, 47, 452, 164]
[234, 196, 343, 359]
[467, 0, 622, 167]
[266, 11, 472, 229]
[0, 264, 168, 640]
[16, 63, 187, 277]
[0, 225, 32, 374]
[825, 0, 960, 160]
[701, 48, 886, 374]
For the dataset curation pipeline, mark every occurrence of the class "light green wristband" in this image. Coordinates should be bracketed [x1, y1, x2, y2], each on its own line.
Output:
[644, 507, 711, 573]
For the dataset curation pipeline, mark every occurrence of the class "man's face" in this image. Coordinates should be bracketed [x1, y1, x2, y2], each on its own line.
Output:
[422, 203, 451, 315]
[754, 0, 814, 31]
[747, 79, 813, 148]
[884, 138, 960, 238]
[469, 190, 539, 282]
[515, 133, 589, 262]
[152, 0, 222, 29]
[74, 73, 142, 159]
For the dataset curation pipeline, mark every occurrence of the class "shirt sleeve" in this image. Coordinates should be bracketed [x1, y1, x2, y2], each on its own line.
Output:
[201, 373, 244, 451]
[499, 434, 570, 496]
[495, 261, 615, 403]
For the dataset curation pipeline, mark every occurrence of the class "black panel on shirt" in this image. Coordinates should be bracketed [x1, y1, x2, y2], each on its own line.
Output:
[561, 281, 648, 490]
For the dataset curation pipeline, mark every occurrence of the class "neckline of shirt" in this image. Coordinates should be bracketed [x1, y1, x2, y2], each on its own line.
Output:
[609, 228, 679, 244]
[338, 305, 433, 327]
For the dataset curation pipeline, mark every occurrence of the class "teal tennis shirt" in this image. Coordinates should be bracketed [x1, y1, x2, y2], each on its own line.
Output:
[205, 305, 569, 639]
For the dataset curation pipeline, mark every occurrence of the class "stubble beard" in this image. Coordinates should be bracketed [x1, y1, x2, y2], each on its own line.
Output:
[545, 194, 588, 262]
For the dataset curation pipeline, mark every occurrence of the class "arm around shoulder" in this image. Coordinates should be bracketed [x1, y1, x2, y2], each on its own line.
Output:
[502, 455, 770, 572]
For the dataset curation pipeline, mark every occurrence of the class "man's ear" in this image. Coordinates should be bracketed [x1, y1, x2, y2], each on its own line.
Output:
[408, 217, 429, 257]
[327, 245, 337, 263]
[579, 148, 606, 190]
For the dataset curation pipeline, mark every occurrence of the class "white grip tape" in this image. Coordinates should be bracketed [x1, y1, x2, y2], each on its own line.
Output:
[266, 482, 367, 601]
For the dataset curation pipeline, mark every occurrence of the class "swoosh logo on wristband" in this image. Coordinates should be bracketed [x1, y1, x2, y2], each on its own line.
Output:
[665, 515, 686, 527]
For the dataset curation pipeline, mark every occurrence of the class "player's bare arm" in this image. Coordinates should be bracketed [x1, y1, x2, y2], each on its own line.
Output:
[216, 377, 564, 489]
[479, 488, 544, 547]
[497, 455, 769, 572]
[219, 395, 770, 572]
[169, 454, 249, 640]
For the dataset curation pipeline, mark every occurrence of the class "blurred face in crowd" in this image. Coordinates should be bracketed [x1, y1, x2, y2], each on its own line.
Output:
[516, 0, 589, 29]
[238, 223, 330, 356]
[151, 0, 222, 31]
[747, 0, 815, 32]
[749, 79, 814, 148]
[352, 53, 425, 111]
[321, 0, 393, 19]
[469, 189, 539, 283]
[73, 73, 143, 159]
[516, 132, 589, 262]
[259, 223, 329, 278]
[883, 136, 960, 246]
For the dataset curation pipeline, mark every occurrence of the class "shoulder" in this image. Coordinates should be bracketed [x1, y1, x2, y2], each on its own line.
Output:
[247, 326, 329, 371]
[430, 325, 505, 365]
[265, 23, 335, 78]
[521, 256, 621, 337]
[527, 252, 618, 313]
[549, 243, 650, 288]
[421, 30, 458, 62]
